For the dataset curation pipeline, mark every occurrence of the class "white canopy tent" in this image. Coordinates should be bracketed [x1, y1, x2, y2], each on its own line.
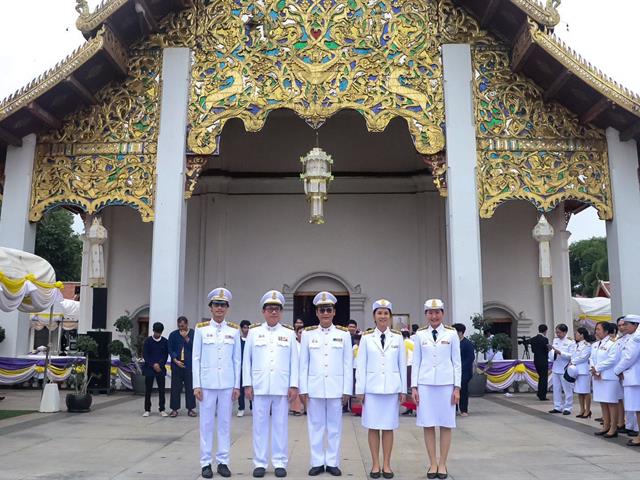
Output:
[0, 247, 64, 412]
[572, 296, 611, 329]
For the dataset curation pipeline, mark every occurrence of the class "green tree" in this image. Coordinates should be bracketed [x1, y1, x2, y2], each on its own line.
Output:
[35, 209, 82, 281]
[569, 237, 608, 296]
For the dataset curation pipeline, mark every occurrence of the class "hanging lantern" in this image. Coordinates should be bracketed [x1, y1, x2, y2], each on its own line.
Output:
[300, 147, 334, 224]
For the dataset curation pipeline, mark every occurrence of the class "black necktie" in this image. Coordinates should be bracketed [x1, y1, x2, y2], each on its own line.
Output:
[380, 333, 385, 349]
[432, 329, 438, 342]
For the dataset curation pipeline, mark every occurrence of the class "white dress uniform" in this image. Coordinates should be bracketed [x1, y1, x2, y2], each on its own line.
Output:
[411, 317, 461, 428]
[243, 291, 299, 470]
[571, 340, 592, 395]
[356, 300, 406, 431]
[614, 319, 640, 413]
[192, 288, 241, 469]
[550, 335, 576, 412]
[590, 336, 621, 403]
[299, 299, 353, 468]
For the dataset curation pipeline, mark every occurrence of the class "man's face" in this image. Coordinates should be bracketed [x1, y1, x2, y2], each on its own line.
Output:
[178, 320, 188, 331]
[241, 325, 249, 337]
[374, 308, 391, 331]
[426, 309, 444, 328]
[209, 302, 229, 322]
[262, 305, 283, 326]
[625, 322, 639, 335]
[555, 328, 566, 339]
[316, 304, 335, 328]
[618, 320, 627, 335]
[153, 331, 162, 339]
[347, 323, 357, 335]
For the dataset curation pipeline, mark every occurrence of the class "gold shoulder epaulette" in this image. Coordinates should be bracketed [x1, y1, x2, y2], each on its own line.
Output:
[227, 321, 239, 329]
[196, 321, 210, 328]
[390, 328, 401, 335]
[282, 323, 294, 330]
[418, 325, 429, 331]
[444, 325, 455, 330]
[250, 322, 261, 329]
[363, 328, 375, 335]
[305, 325, 318, 331]
[336, 325, 349, 332]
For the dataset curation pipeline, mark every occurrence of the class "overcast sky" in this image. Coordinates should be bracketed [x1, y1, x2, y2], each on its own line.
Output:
[1, 0, 637, 241]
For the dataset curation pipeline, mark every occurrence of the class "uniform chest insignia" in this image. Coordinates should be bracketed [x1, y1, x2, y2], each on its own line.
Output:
[332, 337, 343, 342]
[278, 336, 289, 342]
[441, 340, 450, 345]
[196, 321, 210, 328]
[282, 324, 294, 331]
[224, 334, 234, 340]
[257, 334, 266, 339]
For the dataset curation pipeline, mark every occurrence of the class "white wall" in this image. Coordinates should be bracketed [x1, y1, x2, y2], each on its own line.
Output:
[480, 201, 544, 338]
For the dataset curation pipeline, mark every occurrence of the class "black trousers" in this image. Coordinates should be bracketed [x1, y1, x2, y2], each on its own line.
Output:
[144, 373, 166, 412]
[459, 374, 471, 413]
[535, 362, 549, 400]
[170, 365, 195, 410]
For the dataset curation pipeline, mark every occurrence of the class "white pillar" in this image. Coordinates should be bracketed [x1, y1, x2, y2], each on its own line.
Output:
[148, 48, 191, 332]
[605, 128, 640, 319]
[77, 216, 94, 334]
[548, 205, 573, 335]
[442, 44, 483, 329]
[0, 134, 37, 356]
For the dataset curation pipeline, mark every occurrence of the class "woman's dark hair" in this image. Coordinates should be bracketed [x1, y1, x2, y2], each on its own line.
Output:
[576, 327, 592, 343]
[604, 322, 618, 335]
[556, 323, 568, 333]
[240, 320, 251, 328]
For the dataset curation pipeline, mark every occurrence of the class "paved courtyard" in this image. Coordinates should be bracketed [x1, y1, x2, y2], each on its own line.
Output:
[0, 389, 639, 480]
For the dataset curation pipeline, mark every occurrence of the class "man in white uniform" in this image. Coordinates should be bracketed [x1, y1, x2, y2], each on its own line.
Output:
[548, 323, 576, 415]
[299, 291, 353, 476]
[192, 288, 241, 479]
[614, 314, 640, 445]
[243, 290, 299, 478]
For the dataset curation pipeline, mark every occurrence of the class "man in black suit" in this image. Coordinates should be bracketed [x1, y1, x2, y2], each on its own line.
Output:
[454, 323, 475, 416]
[529, 324, 550, 401]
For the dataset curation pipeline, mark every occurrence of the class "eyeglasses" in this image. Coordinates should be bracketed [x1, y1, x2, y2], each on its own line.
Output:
[318, 307, 334, 313]
[264, 306, 282, 312]
[211, 302, 229, 308]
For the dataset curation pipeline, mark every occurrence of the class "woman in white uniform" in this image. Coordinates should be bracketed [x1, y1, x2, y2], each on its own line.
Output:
[411, 299, 461, 480]
[571, 327, 593, 418]
[590, 322, 621, 437]
[356, 299, 406, 479]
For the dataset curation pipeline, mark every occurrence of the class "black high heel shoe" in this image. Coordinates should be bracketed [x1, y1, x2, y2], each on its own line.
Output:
[576, 411, 592, 418]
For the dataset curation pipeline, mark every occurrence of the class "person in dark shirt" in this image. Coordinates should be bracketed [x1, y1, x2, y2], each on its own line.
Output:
[237, 319, 251, 417]
[454, 323, 475, 416]
[142, 322, 169, 417]
[529, 324, 550, 401]
[168, 316, 196, 417]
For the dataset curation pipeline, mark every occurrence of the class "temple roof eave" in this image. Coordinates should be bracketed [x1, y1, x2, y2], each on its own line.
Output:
[1, 0, 639, 147]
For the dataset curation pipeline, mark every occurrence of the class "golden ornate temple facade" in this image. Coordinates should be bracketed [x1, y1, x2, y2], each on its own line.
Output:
[1, 0, 639, 357]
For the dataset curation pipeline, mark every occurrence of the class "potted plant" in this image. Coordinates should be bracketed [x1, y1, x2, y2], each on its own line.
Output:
[108, 314, 146, 394]
[65, 334, 98, 412]
[468, 313, 512, 396]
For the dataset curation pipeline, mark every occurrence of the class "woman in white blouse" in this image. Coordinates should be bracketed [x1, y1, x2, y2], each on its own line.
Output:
[570, 327, 592, 418]
[590, 322, 621, 437]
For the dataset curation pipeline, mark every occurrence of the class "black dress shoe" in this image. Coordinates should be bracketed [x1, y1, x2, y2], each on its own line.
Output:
[427, 470, 438, 480]
[548, 409, 562, 414]
[627, 430, 639, 437]
[326, 466, 342, 476]
[369, 471, 381, 479]
[627, 439, 640, 446]
[437, 470, 448, 480]
[562, 410, 571, 415]
[275, 468, 287, 478]
[382, 471, 394, 479]
[201, 464, 213, 479]
[594, 430, 607, 436]
[617, 426, 627, 433]
[217, 464, 232, 477]
[594, 417, 603, 422]
[253, 467, 266, 478]
[309, 466, 325, 476]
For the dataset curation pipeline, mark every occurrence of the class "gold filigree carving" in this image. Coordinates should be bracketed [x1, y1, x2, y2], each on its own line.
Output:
[436, 0, 490, 44]
[185, 0, 445, 156]
[422, 152, 447, 197]
[31, 47, 161, 222]
[185, 155, 209, 199]
[473, 39, 612, 220]
[76, 0, 129, 34]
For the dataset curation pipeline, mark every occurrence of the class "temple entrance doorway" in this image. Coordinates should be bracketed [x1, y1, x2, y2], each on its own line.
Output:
[294, 292, 350, 327]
